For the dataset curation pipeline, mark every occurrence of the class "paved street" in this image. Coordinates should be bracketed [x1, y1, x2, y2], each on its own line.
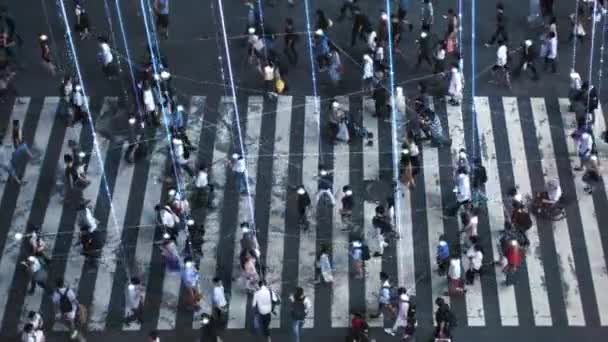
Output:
[0, 1, 608, 342]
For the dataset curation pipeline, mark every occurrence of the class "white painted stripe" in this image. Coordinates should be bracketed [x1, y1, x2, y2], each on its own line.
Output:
[194, 97, 231, 329]
[21, 122, 83, 326]
[424, 98, 449, 319]
[474, 96, 518, 325]
[331, 96, 350, 328]
[53, 98, 114, 331]
[529, 97, 585, 326]
[362, 97, 382, 327]
[395, 93, 416, 297]
[156, 97, 205, 330]
[87, 144, 137, 330]
[227, 96, 263, 329]
[557, 98, 608, 325]
[299, 96, 320, 328]
[502, 97, 552, 326]
[445, 98, 485, 326]
[266, 96, 292, 329]
[0, 98, 30, 195]
[593, 102, 608, 326]
[0, 97, 56, 326]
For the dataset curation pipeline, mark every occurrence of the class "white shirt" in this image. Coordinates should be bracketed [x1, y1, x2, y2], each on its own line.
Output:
[263, 66, 274, 81]
[252, 285, 274, 315]
[367, 31, 377, 51]
[72, 90, 84, 107]
[29, 257, 42, 273]
[28, 312, 43, 330]
[436, 48, 446, 60]
[160, 207, 178, 228]
[363, 60, 373, 79]
[548, 185, 562, 203]
[181, 264, 199, 288]
[448, 258, 462, 279]
[496, 45, 508, 66]
[77, 207, 97, 232]
[125, 284, 144, 310]
[546, 37, 558, 59]
[578, 132, 593, 156]
[99, 43, 114, 65]
[466, 247, 483, 271]
[454, 173, 471, 203]
[172, 140, 187, 164]
[195, 170, 208, 188]
[143, 89, 156, 112]
[212, 285, 227, 308]
[233, 158, 246, 173]
[570, 72, 582, 90]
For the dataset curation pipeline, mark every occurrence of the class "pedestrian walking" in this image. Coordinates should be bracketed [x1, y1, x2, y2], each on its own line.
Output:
[155, 204, 180, 233]
[582, 154, 600, 194]
[542, 31, 558, 73]
[148, 330, 160, 342]
[38, 34, 56, 75]
[434, 42, 447, 74]
[316, 244, 334, 284]
[399, 148, 415, 188]
[501, 238, 524, 285]
[575, 131, 593, 171]
[283, 18, 298, 65]
[314, 30, 330, 71]
[513, 40, 539, 81]
[340, 185, 354, 231]
[485, 2, 508, 46]
[21, 256, 48, 295]
[351, 8, 371, 47]
[449, 166, 471, 216]
[447, 255, 465, 295]
[436, 235, 450, 275]
[447, 64, 463, 105]
[289, 287, 311, 342]
[295, 185, 311, 228]
[21, 323, 45, 342]
[420, 0, 434, 30]
[240, 248, 259, 293]
[211, 277, 228, 324]
[327, 46, 343, 86]
[192, 164, 212, 209]
[26, 310, 44, 331]
[465, 242, 484, 285]
[384, 288, 410, 337]
[252, 281, 277, 342]
[74, 1, 90, 40]
[370, 272, 392, 319]
[315, 166, 335, 206]
[416, 31, 433, 68]
[52, 278, 80, 339]
[154, 0, 170, 39]
[182, 259, 202, 311]
[490, 40, 510, 88]
[172, 136, 194, 178]
[434, 297, 456, 340]
[337, 0, 358, 22]
[158, 233, 181, 271]
[97, 36, 117, 80]
[230, 153, 248, 195]
[569, 6, 586, 43]
[362, 54, 374, 93]
[76, 202, 98, 232]
[351, 240, 364, 279]
[124, 277, 145, 325]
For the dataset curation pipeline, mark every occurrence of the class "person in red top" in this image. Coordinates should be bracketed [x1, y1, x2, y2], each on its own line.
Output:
[503, 239, 523, 285]
[349, 312, 367, 341]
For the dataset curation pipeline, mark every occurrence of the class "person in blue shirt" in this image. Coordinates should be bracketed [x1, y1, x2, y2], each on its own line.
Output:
[6, 142, 32, 185]
[154, 0, 170, 39]
[314, 30, 330, 71]
[436, 234, 450, 276]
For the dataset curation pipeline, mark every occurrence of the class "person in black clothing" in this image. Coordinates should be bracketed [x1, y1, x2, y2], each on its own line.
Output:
[337, 0, 358, 21]
[351, 8, 371, 47]
[199, 313, 218, 342]
[340, 185, 354, 231]
[316, 9, 331, 31]
[581, 81, 599, 121]
[283, 18, 298, 65]
[434, 297, 455, 339]
[64, 154, 80, 189]
[416, 31, 433, 68]
[486, 2, 508, 46]
[372, 85, 388, 119]
[513, 40, 539, 80]
[372, 205, 394, 240]
[296, 185, 311, 227]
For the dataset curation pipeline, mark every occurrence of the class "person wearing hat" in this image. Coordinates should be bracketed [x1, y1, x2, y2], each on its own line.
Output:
[315, 166, 335, 206]
[316, 244, 334, 284]
[436, 235, 450, 276]
[350, 240, 364, 279]
[447, 64, 464, 106]
[97, 36, 117, 79]
[314, 29, 330, 71]
[384, 288, 410, 337]
[542, 30, 558, 73]
[141, 80, 159, 126]
[513, 39, 539, 80]
[575, 130, 594, 171]
[582, 153, 600, 194]
[502, 238, 523, 285]
[172, 136, 194, 177]
[182, 258, 202, 311]
[124, 277, 145, 325]
[157, 233, 181, 271]
[448, 165, 470, 216]
[193, 164, 212, 209]
[39, 34, 55, 75]
[295, 185, 311, 227]
[340, 185, 354, 231]
[399, 148, 415, 188]
[211, 277, 228, 324]
[447, 254, 465, 295]
[416, 30, 433, 68]
[199, 313, 219, 342]
[21, 255, 48, 294]
[370, 271, 393, 319]
[230, 153, 248, 195]
[362, 54, 374, 93]
[490, 39, 510, 87]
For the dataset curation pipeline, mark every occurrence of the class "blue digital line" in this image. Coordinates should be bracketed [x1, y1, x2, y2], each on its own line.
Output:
[302, 0, 320, 122]
[572, 0, 582, 70]
[470, 0, 477, 158]
[586, 1, 599, 111]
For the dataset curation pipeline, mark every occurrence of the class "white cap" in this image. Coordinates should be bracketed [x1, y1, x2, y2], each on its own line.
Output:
[591, 154, 598, 161]
[232, 153, 240, 160]
[78, 151, 86, 159]
[401, 148, 409, 155]
[345, 189, 353, 196]
[163, 233, 171, 240]
[201, 316, 210, 325]
[297, 187, 306, 195]
[332, 101, 339, 109]
[320, 169, 328, 176]
[248, 27, 256, 34]
[177, 105, 184, 112]
[513, 193, 522, 202]
[172, 138, 182, 145]
[128, 117, 136, 125]
[75, 85, 82, 91]
[400, 294, 409, 301]
[160, 71, 171, 80]
[315, 29, 324, 36]
[185, 261, 193, 268]
[363, 54, 372, 62]
[509, 239, 519, 247]
[27, 256, 36, 263]
[153, 73, 160, 81]
[420, 31, 428, 38]
[459, 151, 467, 159]
[39, 34, 48, 41]
[439, 240, 447, 246]
[524, 40, 532, 47]
[352, 241, 362, 248]
[451, 67, 458, 73]
[128, 284, 135, 291]
[242, 226, 251, 233]
[381, 13, 388, 20]
[168, 189, 176, 197]
[14, 232, 23, 241]
[187, 219, 195, 226]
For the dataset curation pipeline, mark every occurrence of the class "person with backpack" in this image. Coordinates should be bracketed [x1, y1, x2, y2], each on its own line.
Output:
[434, 297, 456, 339]
[290, 287, 311, 342]
[52, 278, 79, 339]
[21, 255, 48, 295]
[370, 272, 393, 320]
[403, 297, 417, 341]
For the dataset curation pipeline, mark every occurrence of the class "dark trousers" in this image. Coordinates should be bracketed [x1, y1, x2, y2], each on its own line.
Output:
[544, 57, 557, 73]
[257, 313, 271, 337]
[513, 60, 539, 79]
[417, 52, 433, 67]
[338, 1, 357, 20]
[488, 26, 509, 44]
[125, 303, 143, 324]
[284, 43, 298, 65]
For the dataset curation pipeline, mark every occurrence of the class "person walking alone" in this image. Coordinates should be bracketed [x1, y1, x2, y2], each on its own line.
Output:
[289, 287, 311, 342]
[252, 281, 277, 342]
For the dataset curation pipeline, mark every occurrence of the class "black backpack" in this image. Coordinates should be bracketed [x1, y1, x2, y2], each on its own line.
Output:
[291, 298, 307, 320]
[58, 289, 73, 313]
[361, 244, 371, 261]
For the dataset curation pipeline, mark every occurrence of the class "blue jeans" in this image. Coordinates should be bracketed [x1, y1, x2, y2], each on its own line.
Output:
[235, 171, 247, 193]
[292, 319, 304, 342]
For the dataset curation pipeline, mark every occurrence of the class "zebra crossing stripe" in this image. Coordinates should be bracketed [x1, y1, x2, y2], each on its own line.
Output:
[593, 102, 608, 326]
[299, 96, 320, 329]
[362, 96, 382, 328]
[331, 96, 350, 328]
[227, 96, 264, 329]
[194, 97, 230, 329]
[0, 98, 30, 206]
[21, 122, 84, 327]
[424, 98, 450, 320]
[266, 96, 292, 329]
[530, 98, 585, 326]
[0, 97, 57, 326]
[395, 94, 416, 297]
[558, 98, 608, 326]
[503, 97, 552, 326]
[475, 96, 518, 325]
[53, 98, 114, 331]
[446, 98, 485, 326]
[156, 97, 206, 330]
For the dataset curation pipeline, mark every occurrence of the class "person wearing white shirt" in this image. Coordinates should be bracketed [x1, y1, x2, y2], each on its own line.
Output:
[193, 165, 212, 208]
[362, 54, 374, 92]
[52, 279, 79, 339]
[156, 205, 179, 229]
[211, 277, 228, 321]
[384, 291, 410, 337]
[576, 131, 593, 170]
[21, 323, 44, 342]
[21, 256, 48, 294]
[97, 36, 116, 78]
[543, 31, 558, 73]
[491, 40, 510, 86]
[124, 277, 145, 325]
[231, 153, 248, 195]
[172, 137, 194, 177]
[466, 243, 484, 284]
[181, 260, 201, 310]
[447, 256, 465, 295]
[448, 65, 463, 106]
[252, 281, 276, 340]
[450, 166, 471, 215]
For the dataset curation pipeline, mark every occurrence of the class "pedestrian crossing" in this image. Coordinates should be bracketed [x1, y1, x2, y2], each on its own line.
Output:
[0, 94, 607, 335]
